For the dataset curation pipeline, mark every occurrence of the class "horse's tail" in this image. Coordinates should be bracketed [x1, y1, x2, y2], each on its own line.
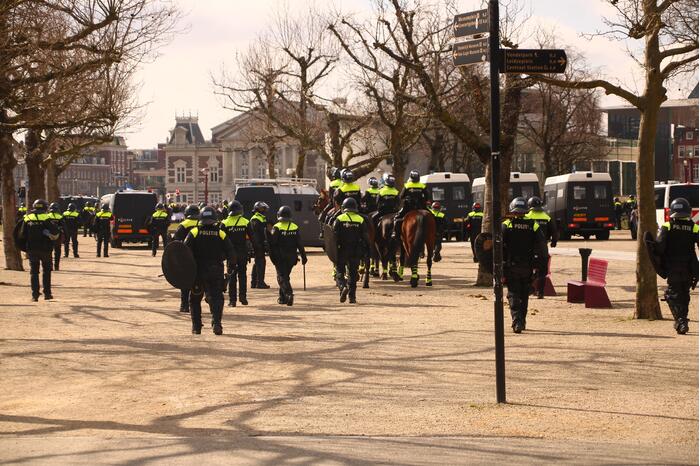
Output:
[407, 212, 425, 267]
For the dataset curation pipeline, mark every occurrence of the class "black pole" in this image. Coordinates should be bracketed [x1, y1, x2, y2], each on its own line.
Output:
[489, 0, 506, 404]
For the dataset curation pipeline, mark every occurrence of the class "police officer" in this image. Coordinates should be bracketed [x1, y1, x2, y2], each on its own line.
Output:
[613, 197, 623, 230]
[62, 203, 80, 258]
[466, 202, 484, 262]
[502, 197, 547, 333]
[625, 194, 637, 214]
[17, 202, 27, 219]
[392, 170, 431, 239]
[333, 169, 362, 214]
[173, 204, 200, 313]
[47, 203, 65, 271]
[525, 196, 558, 299]
[362, 177, 381, 214]
[656, 198, 699, 334]
[269, 206, 307, 306]
[319, 167, 343, 229]
[82, 201, 95, 237]
[250, 201, 271, 289]
[375, 174, 400, 220]
[93, 204, 113, 257]
[428, 201, 446, 262]
[18, 199, 59, 301]
[184, 206, 235, 335]
[148, 203, 170, 257]
[221, 200, 251, 307]
[333, 198, 370, 304]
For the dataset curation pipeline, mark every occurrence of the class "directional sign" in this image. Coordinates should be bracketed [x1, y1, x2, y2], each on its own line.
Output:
[454, 9, 489, 37]
[453, 37, 489, 67]
[499, 49, 567, 73]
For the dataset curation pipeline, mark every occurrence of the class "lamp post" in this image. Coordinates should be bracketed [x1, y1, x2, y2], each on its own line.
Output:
[200, 168, 209, 205]
[683, 159, 689, 183]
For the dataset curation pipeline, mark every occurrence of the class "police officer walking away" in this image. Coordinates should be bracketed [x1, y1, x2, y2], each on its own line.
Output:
[466, 202, 484, 262]
[613, 197, 623, 230]
[47, 203, 65, 271]
[94, 204, 113, 257]
[149, 203, 170, 257]
[221, 200, 251, 307]
[525, 196, 558, 299]
[82, 201, 95, 237]
[173, 204, 200, 313]
[62, 203, 80, 258]
[184, 206, 235, 335]
[656, 198, 699, 334]
[18, 199, 59, 301]
[333, 198, 370, 303]
[250, 201, 271, 289]
[502, 197, 546, 333]
[428, 201, 446, 262]
[269, 206, 307, 306]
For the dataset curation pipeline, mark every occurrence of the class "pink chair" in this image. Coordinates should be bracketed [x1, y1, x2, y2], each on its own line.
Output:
[567, 258, 612, 308]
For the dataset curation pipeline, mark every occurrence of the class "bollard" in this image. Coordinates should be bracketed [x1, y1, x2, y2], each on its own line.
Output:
[579, 248, 592, 281]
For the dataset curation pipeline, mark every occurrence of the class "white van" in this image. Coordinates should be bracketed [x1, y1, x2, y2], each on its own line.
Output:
[654, 183, 698, 225]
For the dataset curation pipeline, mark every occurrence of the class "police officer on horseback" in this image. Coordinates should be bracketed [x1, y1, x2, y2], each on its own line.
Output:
[392, 170, 431, 240]
[362, 177, 381, 214]
[318, 167, 343, 229]
[333, 169, 362, 215]
[333, 198, 370, 304]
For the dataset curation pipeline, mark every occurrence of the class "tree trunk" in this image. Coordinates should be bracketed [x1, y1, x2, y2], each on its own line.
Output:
[0, 129, 24, 271]
[476, 161, 494, 286]
[24, 129, 46, 206]
[266, 144, 276, 179]
[45, 157, 60, 202]
[392, 151, 407, 187]
[295, 148, 305, 178]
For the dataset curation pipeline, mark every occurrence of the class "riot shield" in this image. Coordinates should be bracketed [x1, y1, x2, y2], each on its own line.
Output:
[161, 240, 197, 290]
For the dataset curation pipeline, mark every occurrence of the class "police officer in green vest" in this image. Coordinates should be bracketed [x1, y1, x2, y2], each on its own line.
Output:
[221, 200, 252, 307]
[269, 206, 307, 306]
[93, 204, 113, 257]
[503, 197, 547, 333]
[333, 198, 370, 304]
[184, 206, 235, 335]
[624, 194, 637, 214]
[82, 201, 95, 237]
[466, 202, 484, 262]
[173, 204, 200, 313]
[333, 169, 362, 214]
[362, 177, 381, 214]
[613, 197, 623, 230]
[62, 203, 80, 258]
[525, 196, 559, 299]
[17, 199, 60, 301]
[375, 174, 400, 219]
[17, 202, 27, 220]
[250, 201, 271, 289]
[47, 203, 65, 271]
[392, 170, 431, 239]
[428, 201, 446, 262]
[656, 198, 699, 334]
[319, 167, 343, 227]
[148, 203, 170, 257]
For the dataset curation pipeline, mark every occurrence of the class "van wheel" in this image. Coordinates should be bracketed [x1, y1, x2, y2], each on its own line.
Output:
[595, 230, 610, 241]
[115, 240, 122, 248]
[582, 234, 591, 240]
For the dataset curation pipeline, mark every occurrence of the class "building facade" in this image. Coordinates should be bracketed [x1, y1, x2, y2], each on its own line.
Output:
[131, 145, 166, 196]
[673, 126, 699, 183]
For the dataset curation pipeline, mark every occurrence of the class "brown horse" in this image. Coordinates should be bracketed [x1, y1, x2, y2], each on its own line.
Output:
[374, 213, 402, 281]
[401, 209, 436, 288]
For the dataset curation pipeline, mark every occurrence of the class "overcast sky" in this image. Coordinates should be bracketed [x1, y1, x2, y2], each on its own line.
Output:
[126, 0, 697, 149]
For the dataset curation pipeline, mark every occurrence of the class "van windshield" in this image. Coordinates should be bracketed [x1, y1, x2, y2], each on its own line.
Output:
[669, 185, 698, 207]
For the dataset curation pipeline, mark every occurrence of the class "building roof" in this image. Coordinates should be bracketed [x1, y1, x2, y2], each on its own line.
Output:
[689, 84, 698, 99]
[544, 172, 612, 185]
[603, 98, 699, 112]
[169, 116, 206, 145]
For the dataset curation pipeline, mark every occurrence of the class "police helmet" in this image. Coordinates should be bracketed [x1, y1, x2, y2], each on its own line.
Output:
[49, 202, 60, 213]
[472, 202, 482, 212]
[32, 199, 48, 212]
[101, 203, 110, 211]
[254, 201, 269, 213]
[228, 200, 243, 216]
[670, 197, 691, 218]
[342, 197, 358, 212]
[277, 205, 292, 220]
[384, 174, 396, 187]
[613, 197, 620, 202]
[527, 196, 543, 211]
[368, 177, 379, 188]
[431, 201, 441, 211]
[628, 194, 636, 200]
[409, 170, 420, 182]
[199, 206, 218, 225]
[341, 169, 355, 183]
[156, 202, 164, 210]
[328, 166, 338, 180]
[509, 197, 528, 215]
[86, 201, 93, 207]
[184, 204, 200, 219]
[67, 203, 77, 211]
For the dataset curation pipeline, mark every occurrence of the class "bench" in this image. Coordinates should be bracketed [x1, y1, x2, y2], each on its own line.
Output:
[531, 255, 556, 296]
[566, 258, 612, 308]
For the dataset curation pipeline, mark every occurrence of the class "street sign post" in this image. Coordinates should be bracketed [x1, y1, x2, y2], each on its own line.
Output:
[500, 49, 567, 73]
[453, 38, 489, 66]
[454, 9, 489, 38]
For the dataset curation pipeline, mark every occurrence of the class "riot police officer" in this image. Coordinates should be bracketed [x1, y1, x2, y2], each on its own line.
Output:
[62, 203, 80, 258]
[17, 199, 59, 301]
[656, 198, 699, 334]
[82, 201, 95, 237]
[362, 177, 381, 214]
[428, 201, 446, 262]
[333, 198, 370, 304]
[525, 196, 558, 299]
[392, 170, 431, 239]
[17, 202, 27, 219]
[333, 169, 362, 214]
[149, 202, 170, 257]
[466, 202, 484, 262]
[250, 201, 271, 289]
[173, 204, 200, 313]
[93, 204, 113, 257]
[375, 174, 400, 219]
[319, 167, 342, 229]
[613, 197, 623, 230]
[502, 197, 547, 333]
[221, 200, 252, 307]
[269, 206, 307, 306]
[47, 203, 65, 271]
[184, 206, 235, 335]
[624, 194, 637, 214]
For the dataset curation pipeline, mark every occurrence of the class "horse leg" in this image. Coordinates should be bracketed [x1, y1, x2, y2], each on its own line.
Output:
[398, 244, 405, 279]
[426, 251, 433, 287]
[410, 263, 419, 288]
[363, 256, 370, 288]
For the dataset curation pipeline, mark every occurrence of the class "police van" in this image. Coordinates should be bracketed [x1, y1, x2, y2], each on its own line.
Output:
[420, 172, 471, 240]
[58, 195, 98, 212]
[543, 172, 615, 240]
[654, 182, 699, 225]
[102, 190, 157, 247]
[471, 172, 540, 206]
[234, 178, 321, 247]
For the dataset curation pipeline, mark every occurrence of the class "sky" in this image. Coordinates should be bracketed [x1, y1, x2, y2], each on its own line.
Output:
[125, 0, 697, 149]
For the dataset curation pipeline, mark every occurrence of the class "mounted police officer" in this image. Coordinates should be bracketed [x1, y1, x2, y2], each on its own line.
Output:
[392, 170, 431, 239]
[319, 167, 342, 232]
[625, 194, 637, 214]
[269, 206, 307, 306]
[375, 174, 400, 221]
[466, 202, 484, 262]
[333, 198, 369, 304]
[221, 200, 252, 307]
[62, 203, 80, 258]
[250, 201, 271, 289]
[47, 203, 65, 271]
[525, 196, 558, 299]
[502, 197, 547, 333]
[148, 202, 170, 257]
[184, 206, 235, 335]
[17, 199, 60, 301]
[656, 198, 699, 334]
[93, 203, 113, 258]
[362, 177, 381, 214]
[428, 201, 446, 262]
[173, 204, 200, 313]
[333, 169, 362, 218]
[81, 201, 95, 237]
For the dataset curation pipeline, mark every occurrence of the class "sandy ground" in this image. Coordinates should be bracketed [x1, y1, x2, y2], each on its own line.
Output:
[0, 230, 697, 465]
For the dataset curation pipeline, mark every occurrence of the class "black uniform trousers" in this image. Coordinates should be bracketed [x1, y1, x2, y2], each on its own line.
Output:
[28, 252, 52, 298]
[468, 232, 479, 262]
[64, 229, 79, 257]
[151, 228, 169, 256]
[251, 249, 267, 287]
[52, 240, 62, 270]
[336, 252, 360, 299]
[96, 232, 109, 257]
[180, 289, 190, 311]
[227, 257, 248, 303]
[189, 265, 225, 330]
[274, 256, 296, 300]
[665, 262, 693, 322]
[506, 265, 533, 327]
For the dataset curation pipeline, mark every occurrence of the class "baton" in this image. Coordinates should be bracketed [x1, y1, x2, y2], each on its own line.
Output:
[303, 263, 306, 291]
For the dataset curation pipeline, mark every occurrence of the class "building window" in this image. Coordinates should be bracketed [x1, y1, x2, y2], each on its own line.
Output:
[239, 154, 249, 178]
[680, 146, 686, 158]
[257, 162, 267, 178]
[687, 132, 694, 141]
[176, 166, 185, 183]
[209, 168, 218, 183]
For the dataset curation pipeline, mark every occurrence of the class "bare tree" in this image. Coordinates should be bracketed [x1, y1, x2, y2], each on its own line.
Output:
[533, 0, 698, 319]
